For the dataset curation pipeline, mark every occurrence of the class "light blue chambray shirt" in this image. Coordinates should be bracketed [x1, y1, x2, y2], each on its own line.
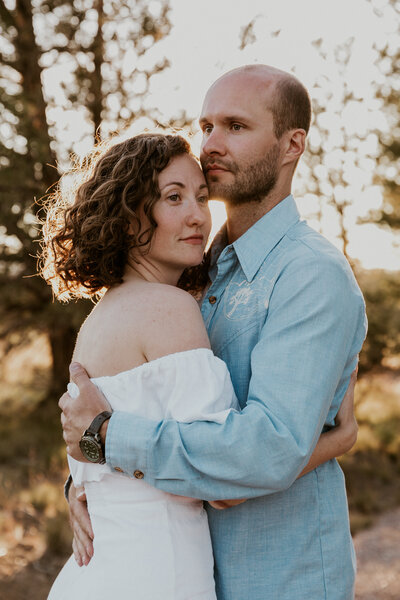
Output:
[106, 195, 367, 600]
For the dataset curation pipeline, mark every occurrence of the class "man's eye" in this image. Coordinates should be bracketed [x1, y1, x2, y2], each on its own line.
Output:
[231, 123, 243, 131]
[203, 125, 213, 134]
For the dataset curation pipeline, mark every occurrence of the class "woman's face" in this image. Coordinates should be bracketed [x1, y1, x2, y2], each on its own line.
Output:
[145, 154, 212, 280]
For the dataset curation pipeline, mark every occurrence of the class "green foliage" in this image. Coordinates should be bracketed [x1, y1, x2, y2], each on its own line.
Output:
[0, 0, 172, 394]
[340, 371, 400, 534]
[358, 269, 400, 371]
[366, 0, 400, 230]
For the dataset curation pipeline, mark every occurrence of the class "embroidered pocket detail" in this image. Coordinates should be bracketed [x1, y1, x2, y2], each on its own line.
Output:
[224, 277, 272, 321]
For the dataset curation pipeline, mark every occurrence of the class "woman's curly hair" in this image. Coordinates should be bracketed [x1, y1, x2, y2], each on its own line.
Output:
[41, 132, 209, 301]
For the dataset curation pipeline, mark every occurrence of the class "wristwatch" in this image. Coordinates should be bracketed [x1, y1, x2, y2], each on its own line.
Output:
[79, 411, 113, 464]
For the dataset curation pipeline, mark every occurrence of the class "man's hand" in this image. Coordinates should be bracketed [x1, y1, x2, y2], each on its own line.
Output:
[69, 482, 94, 566]
[59, 362, 112, 461]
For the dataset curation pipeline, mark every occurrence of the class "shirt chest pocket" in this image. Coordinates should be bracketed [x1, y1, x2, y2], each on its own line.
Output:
[223, 277, 273, 321]
[208, 276, 274, 355]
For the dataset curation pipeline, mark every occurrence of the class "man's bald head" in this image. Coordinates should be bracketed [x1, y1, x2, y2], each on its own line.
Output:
[208, 65, 312, 139]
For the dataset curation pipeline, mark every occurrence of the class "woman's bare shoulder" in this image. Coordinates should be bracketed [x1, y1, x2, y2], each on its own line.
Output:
[136, 283, 211, 361]
[75, 282, 210, 373]
[137, 282, 201, 312]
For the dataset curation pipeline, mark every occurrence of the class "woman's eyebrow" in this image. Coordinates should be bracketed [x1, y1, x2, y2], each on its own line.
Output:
[161, 181, 185, 189]
[161, 182, 208, 191]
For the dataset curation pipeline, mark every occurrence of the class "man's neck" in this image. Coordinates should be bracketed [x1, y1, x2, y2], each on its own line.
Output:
[225, 187, 291, 244]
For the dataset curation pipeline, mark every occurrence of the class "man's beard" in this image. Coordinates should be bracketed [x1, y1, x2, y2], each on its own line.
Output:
[203, 143, 280, 205]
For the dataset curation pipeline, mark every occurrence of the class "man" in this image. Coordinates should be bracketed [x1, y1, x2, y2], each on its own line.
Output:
[60, 65, 366, 599]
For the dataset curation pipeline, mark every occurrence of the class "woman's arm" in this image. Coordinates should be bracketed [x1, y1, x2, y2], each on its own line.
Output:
[298, 368, 358, 478]
[209, 369, 358, 509]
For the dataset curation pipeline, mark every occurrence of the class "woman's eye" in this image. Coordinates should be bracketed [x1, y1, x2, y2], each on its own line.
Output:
[167, 193, 180, 202]
[198, 195, 209, 204]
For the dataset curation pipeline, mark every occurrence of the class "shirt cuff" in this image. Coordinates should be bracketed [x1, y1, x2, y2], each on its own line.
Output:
[105, 411, 153, 480]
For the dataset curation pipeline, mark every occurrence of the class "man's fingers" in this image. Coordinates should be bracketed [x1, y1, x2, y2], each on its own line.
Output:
[70, 362, 90, 388]
[58, 391, 71, 411]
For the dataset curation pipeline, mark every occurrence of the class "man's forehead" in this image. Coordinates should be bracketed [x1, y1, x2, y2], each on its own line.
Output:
[209, 69, 276, 95]
[200, 73, 275, 121]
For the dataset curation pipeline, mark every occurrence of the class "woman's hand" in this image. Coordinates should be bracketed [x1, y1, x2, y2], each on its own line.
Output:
[69, 483, 94, 566]
[334, 367, 359, 453]
[297, 367, 359, 478]
[208, 498, 247, 510]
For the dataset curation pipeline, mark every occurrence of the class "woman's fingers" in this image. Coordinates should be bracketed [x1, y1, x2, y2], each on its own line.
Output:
[208, 498, 247, 510]
[68, 483, 94, 564]
[72, 536, 83, 567]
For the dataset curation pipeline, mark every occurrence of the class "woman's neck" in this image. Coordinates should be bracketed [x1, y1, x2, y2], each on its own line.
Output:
[123, 260, 182, 287]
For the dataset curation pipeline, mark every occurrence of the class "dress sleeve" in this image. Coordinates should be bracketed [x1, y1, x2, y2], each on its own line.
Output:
[161, 350, 240, 423]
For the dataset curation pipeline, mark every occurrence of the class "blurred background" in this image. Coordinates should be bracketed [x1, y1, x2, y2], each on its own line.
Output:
[0, 0, 399, 597]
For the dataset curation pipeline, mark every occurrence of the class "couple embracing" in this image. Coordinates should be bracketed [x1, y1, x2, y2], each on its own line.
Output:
[44, 65, 366, 600]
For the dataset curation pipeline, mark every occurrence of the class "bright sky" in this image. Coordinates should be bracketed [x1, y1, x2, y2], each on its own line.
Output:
[43, 0, 399, 270]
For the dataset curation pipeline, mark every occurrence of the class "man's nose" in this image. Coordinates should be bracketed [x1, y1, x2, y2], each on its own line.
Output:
[201, 128, 226, 157]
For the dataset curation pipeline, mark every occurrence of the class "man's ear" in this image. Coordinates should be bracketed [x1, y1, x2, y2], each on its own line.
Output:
[281, 129, 306, 166]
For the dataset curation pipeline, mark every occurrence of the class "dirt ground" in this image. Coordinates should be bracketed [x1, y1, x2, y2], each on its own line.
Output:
[354, 508, 400, 600]
[0, 508, 399, 600]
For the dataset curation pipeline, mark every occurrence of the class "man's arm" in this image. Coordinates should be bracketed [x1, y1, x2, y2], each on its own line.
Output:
[65, 368, 358, 560]
[62, 252, 366, 500]
[104, 253, 366, 499]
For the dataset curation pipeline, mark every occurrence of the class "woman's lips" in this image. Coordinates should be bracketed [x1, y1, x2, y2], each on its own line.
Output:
[181, 236, 204, 245]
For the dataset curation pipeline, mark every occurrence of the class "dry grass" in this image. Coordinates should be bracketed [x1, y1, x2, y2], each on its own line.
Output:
[0, 342, 399, 595]
[340, 369, 400, 534]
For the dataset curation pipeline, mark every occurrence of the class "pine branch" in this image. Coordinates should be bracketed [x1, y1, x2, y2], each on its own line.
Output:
[0, 0, 16, 30]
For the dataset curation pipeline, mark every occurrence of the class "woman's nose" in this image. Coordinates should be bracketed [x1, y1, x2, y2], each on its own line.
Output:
[185, 200, 206, 226]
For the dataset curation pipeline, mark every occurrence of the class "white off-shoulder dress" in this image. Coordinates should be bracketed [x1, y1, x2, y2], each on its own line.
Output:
[48, 349, 238, 600]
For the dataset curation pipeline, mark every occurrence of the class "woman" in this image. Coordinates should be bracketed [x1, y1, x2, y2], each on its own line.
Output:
[42, 133, 357, 599]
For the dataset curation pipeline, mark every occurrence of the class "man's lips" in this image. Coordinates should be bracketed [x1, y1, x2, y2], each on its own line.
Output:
[205, 164, 229, 173]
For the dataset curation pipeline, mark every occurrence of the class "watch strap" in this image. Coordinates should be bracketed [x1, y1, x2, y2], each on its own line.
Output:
[86, 410, 113, 435]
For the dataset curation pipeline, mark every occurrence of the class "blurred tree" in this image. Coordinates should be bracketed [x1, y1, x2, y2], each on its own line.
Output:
[302, 37, 376, 267]
[0, 0, 171, 396]
[367, 0, 400, 230]
[358, 269, 400, 371]
[237, 25, 371, 265]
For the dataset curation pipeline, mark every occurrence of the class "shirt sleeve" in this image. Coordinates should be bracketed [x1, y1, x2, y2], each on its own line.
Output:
[106, 251, 367, 500]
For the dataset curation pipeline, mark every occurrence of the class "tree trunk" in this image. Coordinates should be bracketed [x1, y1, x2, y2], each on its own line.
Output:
[89, 0, 105, 137]
[48, 324, 77, 397]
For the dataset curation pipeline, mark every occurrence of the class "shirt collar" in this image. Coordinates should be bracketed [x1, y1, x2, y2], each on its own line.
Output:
[210, 195, 301, 283]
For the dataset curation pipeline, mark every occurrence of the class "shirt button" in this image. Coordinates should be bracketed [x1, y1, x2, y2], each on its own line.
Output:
[114, 467, 123, 473]
[134, 470, 144, 479]
[209, 296, 217, 305]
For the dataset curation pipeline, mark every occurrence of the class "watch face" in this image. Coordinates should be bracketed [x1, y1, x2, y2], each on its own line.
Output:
[79, 436, 102, 463]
